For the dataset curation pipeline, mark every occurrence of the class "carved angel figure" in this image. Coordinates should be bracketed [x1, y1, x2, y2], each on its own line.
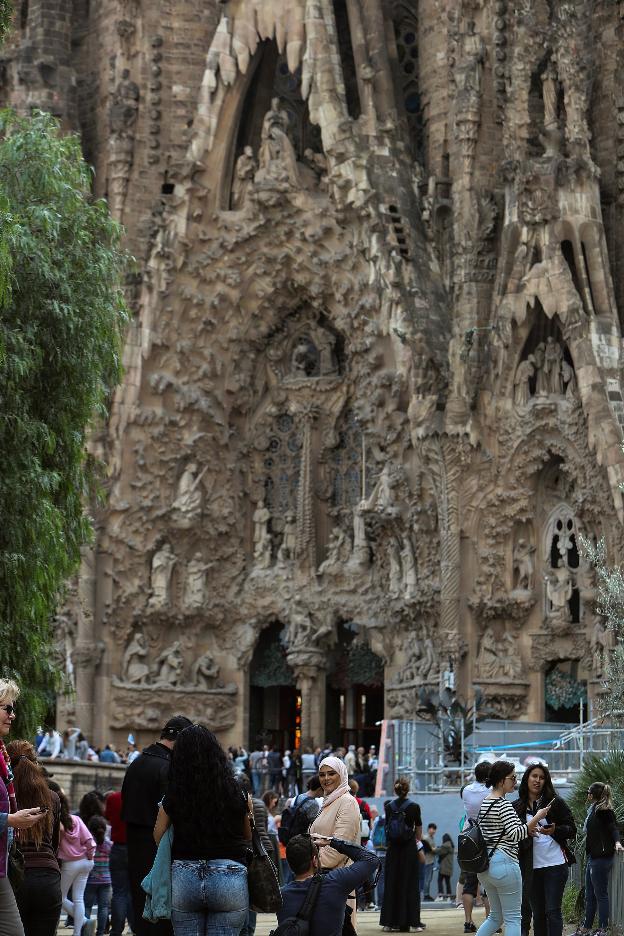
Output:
[172, 462, 204, 521]
[122, 632, 150, 685]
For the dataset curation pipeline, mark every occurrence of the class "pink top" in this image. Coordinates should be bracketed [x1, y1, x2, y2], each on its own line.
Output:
[57, 815, 96, 862]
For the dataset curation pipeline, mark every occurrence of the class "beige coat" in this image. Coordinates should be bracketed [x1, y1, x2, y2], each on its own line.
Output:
[310, 792, 361, 869]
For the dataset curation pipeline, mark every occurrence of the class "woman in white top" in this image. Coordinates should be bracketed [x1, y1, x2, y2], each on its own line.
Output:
[476, 761, 552, 936]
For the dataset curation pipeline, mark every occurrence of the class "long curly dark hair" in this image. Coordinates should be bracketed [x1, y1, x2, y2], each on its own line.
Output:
[517, 762, 557, 808]
[79, 791, 105, 825]
[167, 725, 246, 848]
[6, 740, 53, 845]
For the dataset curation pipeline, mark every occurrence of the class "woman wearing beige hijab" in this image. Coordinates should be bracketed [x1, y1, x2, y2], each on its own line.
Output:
[310, 755, 361, 931]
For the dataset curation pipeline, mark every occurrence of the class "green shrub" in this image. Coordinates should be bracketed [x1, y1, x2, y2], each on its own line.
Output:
[562, 882, 581, 925]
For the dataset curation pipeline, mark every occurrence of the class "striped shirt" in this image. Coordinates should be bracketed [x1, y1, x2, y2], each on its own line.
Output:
[87, 838, 112, 885]
[477, 797, 528, 861]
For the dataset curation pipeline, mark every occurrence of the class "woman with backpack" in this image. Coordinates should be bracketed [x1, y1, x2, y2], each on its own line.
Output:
[472, 761, 553, 936]
[513, 762, 576, 936]
[575, 782, 623, 936]
[380, 777, 426, 933]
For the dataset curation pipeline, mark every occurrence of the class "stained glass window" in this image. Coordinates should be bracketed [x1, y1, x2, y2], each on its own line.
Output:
[263, 413, 303, 514]
[330, 409, 377, 508]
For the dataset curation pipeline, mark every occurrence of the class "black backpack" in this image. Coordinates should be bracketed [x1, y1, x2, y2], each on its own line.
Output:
[279, 797, 317, 846]
[457, 800, 505, 874]
[270, 874, 323, 936]
[386, 799, 414, 845]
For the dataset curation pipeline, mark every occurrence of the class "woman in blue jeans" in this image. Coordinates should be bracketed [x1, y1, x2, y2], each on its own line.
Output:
[576, 782, 623, 936]
[154, 725, 251, 935]
[476, 761, 552, 936]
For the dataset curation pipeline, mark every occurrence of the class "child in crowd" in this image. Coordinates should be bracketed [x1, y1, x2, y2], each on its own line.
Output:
[84, 815, 113, 936]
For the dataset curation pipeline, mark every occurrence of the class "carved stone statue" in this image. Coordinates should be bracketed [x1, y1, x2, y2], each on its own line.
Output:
[362, 462, 399, 513]
[318, 526, 349, 576]
[401, 536, 418, 599]
[183, 553, 211, 610]
[255, 98, 300, 188]
[278, 513, 297, 562]
[154, 641, 184, 686]
[501, 632, 522, 679]
[285, 599, 332, 652]
[122, 632, 150, 684]
[533, 343, 549, 396]
[253, 498, 272, 569]
[172, 462, 205, 525]
[231, 145, 257, 209]
[148, 542, 177, 609]
[476, 627, 499, 679]
[562, 359, 577, 399]
[192, 651, 220, 689]
[110, 69, 140, 135]
[514, 357, 535, 406]
[545, 560, 573, 629]
[350, 503, 370, 568]
[397, 631, 437, 682]
[291, 337, 318, 378]
[388, 538, 402, 597]
[456, 21, 485, 98]
[544, 337, 563, 395]
[513, 538, 535, 591]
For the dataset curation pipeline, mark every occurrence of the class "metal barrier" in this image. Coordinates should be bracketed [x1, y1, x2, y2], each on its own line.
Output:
[375, 717, 624, 795]
[611, 851, 624, 928]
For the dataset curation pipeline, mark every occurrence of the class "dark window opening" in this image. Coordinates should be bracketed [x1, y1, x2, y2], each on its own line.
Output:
[332, 0, 361, 119]
[581, 242, 597, 314]
[394, 16, 423, 161]
[20, 0, 28, 30]
[561, 240, 585, 309]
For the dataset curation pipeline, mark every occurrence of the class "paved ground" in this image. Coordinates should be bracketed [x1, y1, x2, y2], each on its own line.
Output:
[58, 906, 485, 934]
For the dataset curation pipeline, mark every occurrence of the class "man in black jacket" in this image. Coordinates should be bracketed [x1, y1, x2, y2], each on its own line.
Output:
[122, 715, 192, 936]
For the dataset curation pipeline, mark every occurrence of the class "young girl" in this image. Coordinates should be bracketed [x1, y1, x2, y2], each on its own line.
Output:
[58, 789, 96, 936]
[84, 815, 113, 936]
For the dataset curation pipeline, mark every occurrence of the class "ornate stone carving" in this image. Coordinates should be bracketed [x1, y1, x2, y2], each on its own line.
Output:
[252, 499, 272, 569]
[148, 543, 176, 610]
[183, 553, 211, 610]
[172, 462, 205, 526]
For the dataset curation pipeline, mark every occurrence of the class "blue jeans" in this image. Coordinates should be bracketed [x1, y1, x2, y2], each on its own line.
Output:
[530, 863, 568, 936]
[583, 856, 614, 930]
[375, 853, 386, 908]
[109, 842, 134, 936]
[477, 851, 522, 936]
[84, 882, 112, 936]
[422, 862, 434, 897]
[171, 859, 248, 936]
[251, 771, 261, 796]
[240, 909, 256, 936]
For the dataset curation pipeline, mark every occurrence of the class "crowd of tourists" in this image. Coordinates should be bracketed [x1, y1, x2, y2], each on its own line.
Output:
[36, 727, 141, 765]
[0, 678, 621, 936]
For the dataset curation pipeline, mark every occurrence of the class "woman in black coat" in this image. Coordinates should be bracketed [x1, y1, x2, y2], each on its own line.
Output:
[513, 763, 576, 936]
[380, 777, 426, 933]
[579, 782, 623, 936]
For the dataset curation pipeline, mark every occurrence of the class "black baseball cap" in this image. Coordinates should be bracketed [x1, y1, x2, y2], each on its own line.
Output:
[160, 716, 193, 740]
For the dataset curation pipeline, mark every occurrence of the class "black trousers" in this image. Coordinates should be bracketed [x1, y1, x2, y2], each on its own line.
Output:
[127, 824, 173, 936]
[15, 867, 61, 936]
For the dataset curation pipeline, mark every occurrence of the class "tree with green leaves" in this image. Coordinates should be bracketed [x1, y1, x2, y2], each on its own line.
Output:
[582, 534, 624, 721]
[0, 110, 128, 735]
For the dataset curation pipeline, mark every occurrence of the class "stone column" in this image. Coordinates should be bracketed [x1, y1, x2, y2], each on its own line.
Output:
[72, 546, 104, 739]
[288, 652, 327, 749]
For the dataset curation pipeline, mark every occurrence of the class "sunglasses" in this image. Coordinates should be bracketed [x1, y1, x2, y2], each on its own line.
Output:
[0, 705, 15, 716]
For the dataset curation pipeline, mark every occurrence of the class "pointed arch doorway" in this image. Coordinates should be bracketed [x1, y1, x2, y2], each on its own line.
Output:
[248, 622, 299, 750]
[326, 622, 384, 751]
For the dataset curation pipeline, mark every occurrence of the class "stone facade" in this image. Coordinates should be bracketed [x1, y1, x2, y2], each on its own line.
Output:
[3, 0, 624, 747]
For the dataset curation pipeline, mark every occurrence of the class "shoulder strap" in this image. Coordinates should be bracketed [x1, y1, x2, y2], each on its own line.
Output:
[481, 799, 506, 857]
[297, 874, 323, 921]
[475, 798, 497, 827]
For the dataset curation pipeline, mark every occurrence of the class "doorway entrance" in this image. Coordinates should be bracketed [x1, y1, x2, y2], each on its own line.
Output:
[326, 621, 384, 750]
[249, 622, 298, 750]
